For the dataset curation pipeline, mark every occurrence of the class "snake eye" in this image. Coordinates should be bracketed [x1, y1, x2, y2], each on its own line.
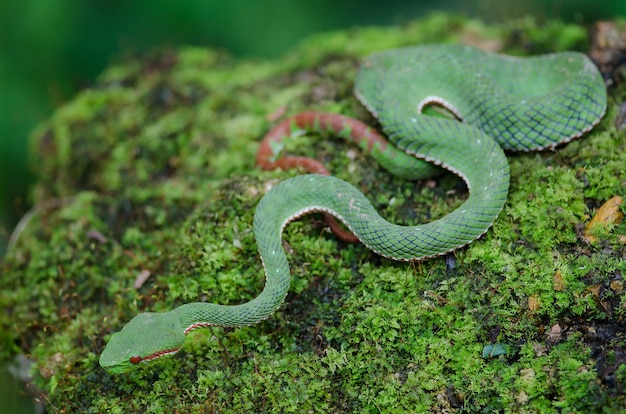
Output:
[129, 356, 142, 365]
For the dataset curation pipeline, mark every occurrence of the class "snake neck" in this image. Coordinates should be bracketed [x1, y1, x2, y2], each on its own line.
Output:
[172, 294, 288, 330]
[171, 196, 300, 329]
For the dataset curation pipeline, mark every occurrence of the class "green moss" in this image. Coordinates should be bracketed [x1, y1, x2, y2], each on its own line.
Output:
[2, 12, 625, 412]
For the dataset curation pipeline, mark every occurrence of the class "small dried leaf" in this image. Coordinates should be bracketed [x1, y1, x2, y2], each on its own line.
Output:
[588, 284, 602, 298]
[553, 270, 565, 291]
[547, 324, 563, 342]
[610, 280, 623, 292]
[133, 269, 152, 289]
[584, 196, 624, 243]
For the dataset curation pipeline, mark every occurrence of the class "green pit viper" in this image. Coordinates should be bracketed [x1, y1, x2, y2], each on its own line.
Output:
[100, 44, 607, 373]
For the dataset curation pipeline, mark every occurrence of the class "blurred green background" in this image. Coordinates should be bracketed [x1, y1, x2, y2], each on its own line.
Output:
[0, 0, 623, 255]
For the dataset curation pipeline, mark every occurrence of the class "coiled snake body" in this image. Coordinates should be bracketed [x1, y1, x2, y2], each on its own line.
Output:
[100, 44, 606, 373]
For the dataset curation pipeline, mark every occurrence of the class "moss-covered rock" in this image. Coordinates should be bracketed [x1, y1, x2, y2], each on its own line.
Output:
[2, 13, 625, 412]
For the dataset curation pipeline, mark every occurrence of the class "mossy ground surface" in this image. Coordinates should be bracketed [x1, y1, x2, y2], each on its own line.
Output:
[2, 13, 625, 413]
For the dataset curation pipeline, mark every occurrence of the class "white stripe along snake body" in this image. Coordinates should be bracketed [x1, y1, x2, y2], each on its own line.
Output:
[100, 44, 606, 373]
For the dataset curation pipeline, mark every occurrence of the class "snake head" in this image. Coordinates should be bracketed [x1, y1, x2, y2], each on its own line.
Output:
[99, 311, 185, 374]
